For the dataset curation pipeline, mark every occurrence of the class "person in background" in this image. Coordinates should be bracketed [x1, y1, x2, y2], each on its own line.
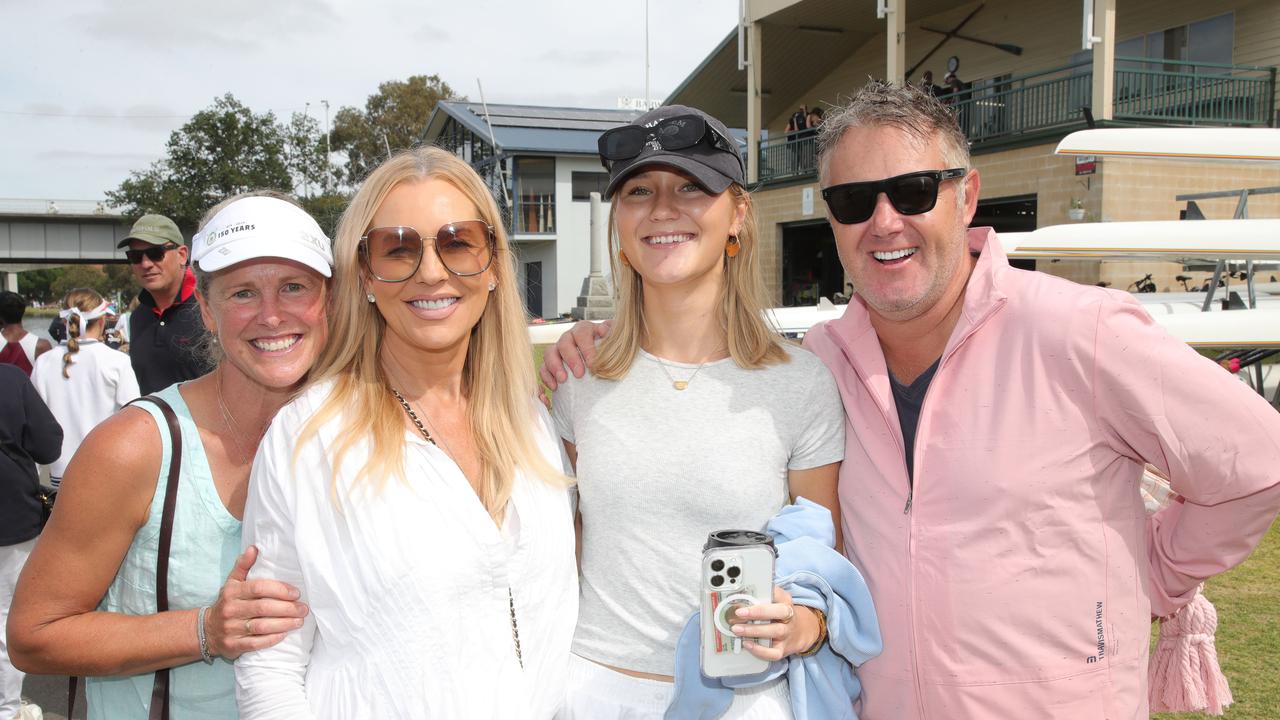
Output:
[9, 192, 324, 719]
[0, 291, 52, 375]
[0, 364, 62, 720]
[31, 288, 139, 489]
[119, 213, 213, 393]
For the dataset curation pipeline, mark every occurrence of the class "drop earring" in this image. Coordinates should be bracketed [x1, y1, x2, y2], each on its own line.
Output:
[726, 235, 741, 258]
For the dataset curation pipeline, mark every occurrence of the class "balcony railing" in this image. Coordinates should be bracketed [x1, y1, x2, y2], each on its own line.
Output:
[759, 132, 819, 185]
[757, 58, 1276, 185]
[513, 193, 555, 234]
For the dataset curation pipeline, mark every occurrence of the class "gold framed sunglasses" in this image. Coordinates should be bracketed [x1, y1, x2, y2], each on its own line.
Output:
[359, 220, 495, 282]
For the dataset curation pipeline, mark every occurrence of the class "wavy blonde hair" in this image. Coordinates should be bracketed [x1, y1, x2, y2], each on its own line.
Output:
[594, 183, 789, 378]
[60, 288, 105, 379]
[297, 147, 562, 516]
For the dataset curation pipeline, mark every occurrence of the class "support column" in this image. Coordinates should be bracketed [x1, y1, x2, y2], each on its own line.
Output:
[746, 20, 763, 183]
[571, 192, 615, 321]
[1091, 0, 1116, 121]
[3, 271, 17, 293]
[885, 0, 906, 85]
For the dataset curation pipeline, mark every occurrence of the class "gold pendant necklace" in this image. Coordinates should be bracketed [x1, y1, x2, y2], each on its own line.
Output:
[656, 358, 708, 391]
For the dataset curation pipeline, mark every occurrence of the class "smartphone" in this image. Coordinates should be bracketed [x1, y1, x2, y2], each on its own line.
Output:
[699, 529, 777, 678]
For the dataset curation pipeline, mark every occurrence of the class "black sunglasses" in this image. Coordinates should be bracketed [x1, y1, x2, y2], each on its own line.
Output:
[124, 244, 181, 264]
[359, 220, 496, 282]
[822, 168, 967, 224]
[597, 114, 741, 171]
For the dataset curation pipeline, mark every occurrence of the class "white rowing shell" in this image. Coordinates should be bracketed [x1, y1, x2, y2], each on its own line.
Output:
[1000, 219, 1280, 261]
[1056, 128, 1280, 162]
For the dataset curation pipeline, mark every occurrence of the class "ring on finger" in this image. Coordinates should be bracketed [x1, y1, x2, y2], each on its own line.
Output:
[244, 618, 254, 636]
[779, 605, 795, 624]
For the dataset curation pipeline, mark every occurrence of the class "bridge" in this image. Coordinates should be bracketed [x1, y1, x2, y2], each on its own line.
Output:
[0, 198, 133, 292]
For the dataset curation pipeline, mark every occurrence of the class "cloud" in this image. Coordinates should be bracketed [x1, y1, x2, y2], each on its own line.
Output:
[68, 0, 340, 52]
[37, 149, 159, 165]
[537, 48, 621, 66]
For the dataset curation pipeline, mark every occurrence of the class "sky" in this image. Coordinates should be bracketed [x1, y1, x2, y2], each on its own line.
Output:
[0, 0, 738, 201]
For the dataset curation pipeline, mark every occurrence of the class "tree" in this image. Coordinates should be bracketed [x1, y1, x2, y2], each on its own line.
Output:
[107, 94, 292, 231]
[283, 111, 334, 197]
[50, 265, 109, 301]
[331, 75, 459, 186]
[301, 192, 351, 239]
[17, 268, 63, 304]
[102, 264, 140, 305]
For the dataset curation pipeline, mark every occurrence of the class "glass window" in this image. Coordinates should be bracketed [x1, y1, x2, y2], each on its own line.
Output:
[514, 157, 555, 233]
[571, 172, 609, 201]
[1189, 13, 1233, 67]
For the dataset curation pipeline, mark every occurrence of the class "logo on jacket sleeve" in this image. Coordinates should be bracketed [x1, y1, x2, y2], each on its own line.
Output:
[1086, 601, 1106, 663]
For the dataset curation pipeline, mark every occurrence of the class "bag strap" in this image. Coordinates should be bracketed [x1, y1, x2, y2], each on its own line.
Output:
[66, 395, 183, 720]
[134, 394, 183, 720]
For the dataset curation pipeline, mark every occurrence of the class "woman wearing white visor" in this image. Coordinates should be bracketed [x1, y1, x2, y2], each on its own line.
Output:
[10, 192, 330, 719]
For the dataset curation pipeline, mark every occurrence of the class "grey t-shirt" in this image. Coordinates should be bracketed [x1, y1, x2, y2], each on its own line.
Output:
[551, 344, 845, 675]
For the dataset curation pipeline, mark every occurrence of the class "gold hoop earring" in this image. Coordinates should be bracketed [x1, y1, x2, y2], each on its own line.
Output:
[726, 236, 741, 259]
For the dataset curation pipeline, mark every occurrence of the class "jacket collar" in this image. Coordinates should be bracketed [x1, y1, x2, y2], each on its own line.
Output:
[140, 267, 197, 316]
[826, 226, 1009, 379]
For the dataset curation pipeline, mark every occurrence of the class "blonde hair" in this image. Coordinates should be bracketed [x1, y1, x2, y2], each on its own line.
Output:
[60, 288, 105, 379]
[594, 183, 789, 378]
[297, 147, 562, 516]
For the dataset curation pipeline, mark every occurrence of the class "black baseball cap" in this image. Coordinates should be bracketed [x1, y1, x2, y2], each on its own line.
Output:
[600, 105, 745, 199]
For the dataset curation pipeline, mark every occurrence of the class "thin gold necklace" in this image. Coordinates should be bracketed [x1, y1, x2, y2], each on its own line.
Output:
[655, 358, 709, 391]
[216, 369, 260, 463]
[389, 384, 523, 669]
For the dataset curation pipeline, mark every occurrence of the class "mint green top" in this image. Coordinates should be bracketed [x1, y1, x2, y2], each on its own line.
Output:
[87, 383, 242, 719]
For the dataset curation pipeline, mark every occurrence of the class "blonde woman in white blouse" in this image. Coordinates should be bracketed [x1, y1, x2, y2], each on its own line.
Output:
[235, 147, 576, 719]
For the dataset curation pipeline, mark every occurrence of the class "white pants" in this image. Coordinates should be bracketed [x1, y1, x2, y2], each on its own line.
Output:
[0, 539, 35, 719]
[559, 653, 794, 720]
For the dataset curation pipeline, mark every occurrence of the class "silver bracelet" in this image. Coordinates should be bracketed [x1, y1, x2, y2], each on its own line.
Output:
[197, 606, 215, 664]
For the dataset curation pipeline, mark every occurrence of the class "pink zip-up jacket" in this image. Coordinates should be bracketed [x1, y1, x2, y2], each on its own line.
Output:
[804, 227, 1280, 719]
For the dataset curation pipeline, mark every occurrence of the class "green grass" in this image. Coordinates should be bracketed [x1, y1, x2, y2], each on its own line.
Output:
[1151, 521, 1280, 720]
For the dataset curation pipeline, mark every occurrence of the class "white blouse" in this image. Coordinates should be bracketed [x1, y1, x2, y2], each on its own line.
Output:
[235, 381, 577, 719]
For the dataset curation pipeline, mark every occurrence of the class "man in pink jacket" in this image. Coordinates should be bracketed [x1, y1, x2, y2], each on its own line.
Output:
[799, 81, 1280, 718]
[540, 83, 1280, 719]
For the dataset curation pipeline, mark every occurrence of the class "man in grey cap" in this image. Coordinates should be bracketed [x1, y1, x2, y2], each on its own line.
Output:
[118, 214, 212, 393]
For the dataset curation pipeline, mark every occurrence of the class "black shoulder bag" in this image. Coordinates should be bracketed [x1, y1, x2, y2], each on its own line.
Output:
[69, 394, 183, 720]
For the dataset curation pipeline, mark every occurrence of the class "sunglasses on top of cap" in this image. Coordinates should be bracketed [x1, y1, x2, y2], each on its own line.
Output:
[822, 168, 967, 225]
[359, 221, 495, 282]
[125, 243, 181, 265]
[597, 115, 741, 170]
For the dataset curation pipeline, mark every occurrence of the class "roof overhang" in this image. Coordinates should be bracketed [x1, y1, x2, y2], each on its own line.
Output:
[666, 0, 973, 127]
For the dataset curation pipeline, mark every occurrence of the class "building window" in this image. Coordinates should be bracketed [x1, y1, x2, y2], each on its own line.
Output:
[1117, 12, 1233, 69]
[571, 172, 609, 201]
[515, 157, 555, 234]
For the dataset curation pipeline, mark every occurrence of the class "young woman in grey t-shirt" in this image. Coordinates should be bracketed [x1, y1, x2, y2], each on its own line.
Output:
[550, 105, 846, 719]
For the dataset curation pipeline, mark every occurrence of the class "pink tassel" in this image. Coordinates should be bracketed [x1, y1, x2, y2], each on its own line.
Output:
[1149, 586, 1234, 715]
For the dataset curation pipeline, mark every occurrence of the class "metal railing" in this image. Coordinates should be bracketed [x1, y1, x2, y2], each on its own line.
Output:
[759, 132, 819, 184]
[757, 57, 1276, 185]
[513, 193, 555, 234]
[1112, 56, 1275, 126]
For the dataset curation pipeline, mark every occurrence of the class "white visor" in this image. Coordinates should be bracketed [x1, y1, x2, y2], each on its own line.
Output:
[192, 196, 333, 277]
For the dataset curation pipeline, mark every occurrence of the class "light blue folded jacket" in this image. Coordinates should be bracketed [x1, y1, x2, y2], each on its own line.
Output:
[664, 498, 883, 720]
